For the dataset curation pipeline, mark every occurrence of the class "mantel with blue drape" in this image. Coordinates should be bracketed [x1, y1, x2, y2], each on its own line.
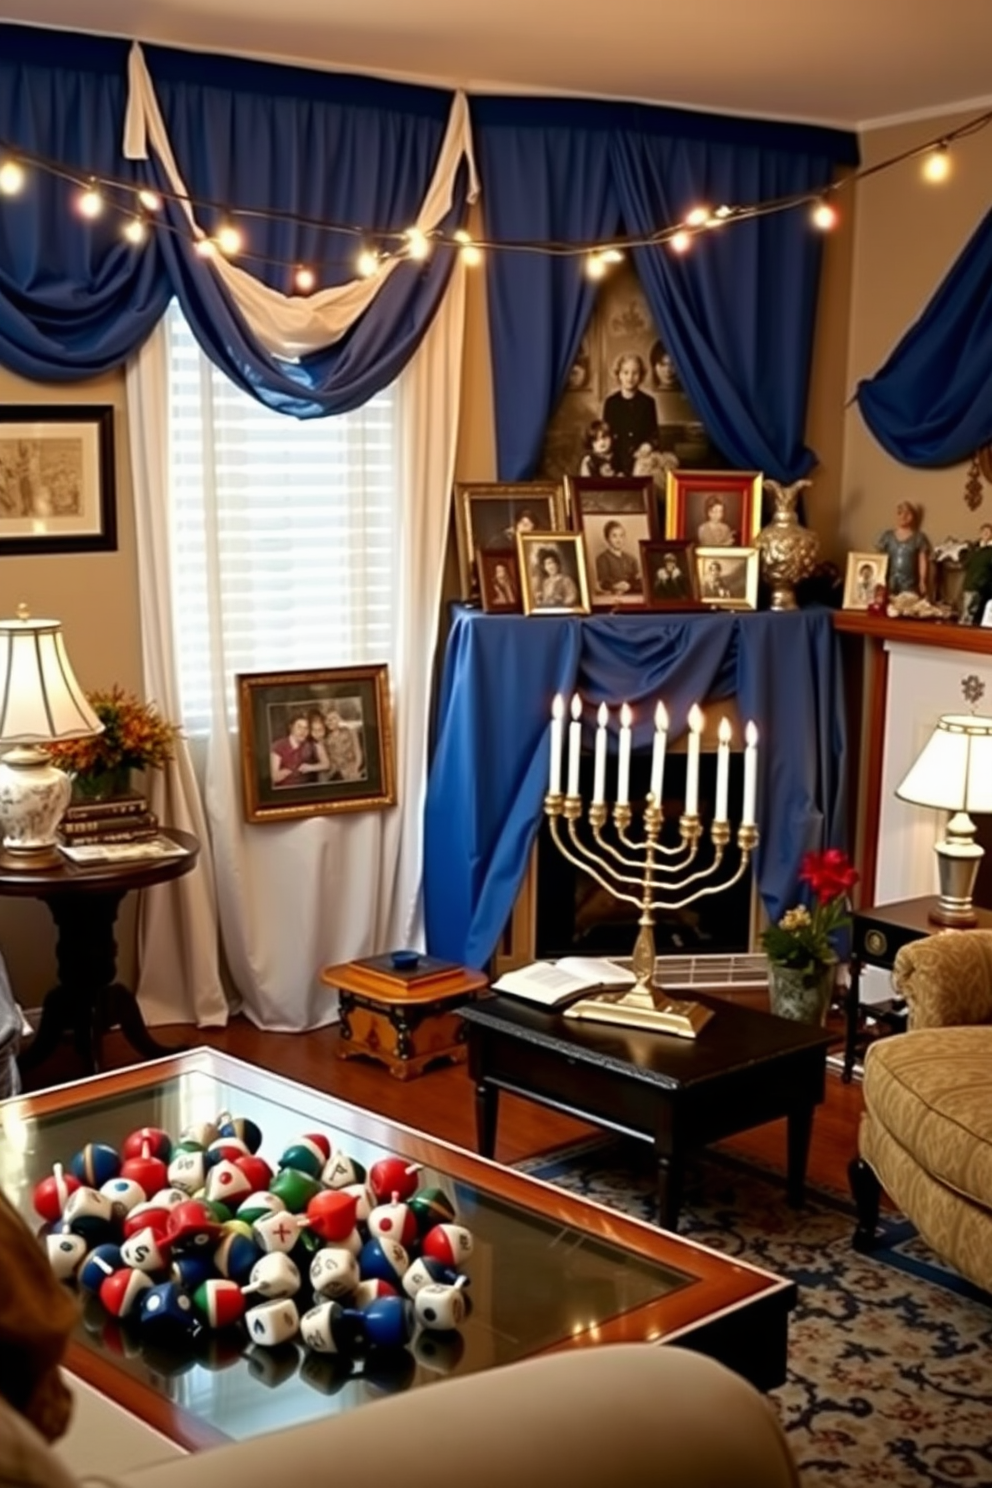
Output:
[424, 606, 848, 970]
[471, 96, 858, 485]
[856, 204, 992, 466]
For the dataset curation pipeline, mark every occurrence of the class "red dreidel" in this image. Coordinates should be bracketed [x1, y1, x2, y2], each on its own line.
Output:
[120, 1141, 168, 1199]
[422, 1222, 474, 1267]
[122, 1127, 172, 1163]
[303, 1190, 358, 1244]
[100, 1267, 154, 1319]
[368, 1156, 422, 1203]
[33, 1163, 80, 1223]
[368, 1192, 418, 1249]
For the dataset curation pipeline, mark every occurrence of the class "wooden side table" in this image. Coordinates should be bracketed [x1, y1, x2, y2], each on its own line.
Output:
[842, 895, 992, 1080]
[321, 960, 488, 1080]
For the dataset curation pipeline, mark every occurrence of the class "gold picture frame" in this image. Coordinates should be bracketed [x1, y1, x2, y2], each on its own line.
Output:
[695, 547, 760, 610]
[237, 665, 396, 823]
[454, 481, 566, 600]
[843, 551, 889, 611]
[665, 469, 763, 547]
[517, 531, 591, 616]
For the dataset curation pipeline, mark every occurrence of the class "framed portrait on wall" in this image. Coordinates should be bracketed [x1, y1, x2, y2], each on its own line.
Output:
[454, 481, 565, 600]
[665, 470, 762, 549]
[516, 531, 591, 616]
[565, 476, 656, 609]
[0, 404, 116, 555]
[237, 665, 396, 823]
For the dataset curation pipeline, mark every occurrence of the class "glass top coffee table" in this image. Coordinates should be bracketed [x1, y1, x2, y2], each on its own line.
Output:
[0, 1049, 794, 1449]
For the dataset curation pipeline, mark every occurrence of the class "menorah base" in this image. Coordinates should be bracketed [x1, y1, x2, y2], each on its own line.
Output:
[564, 988, 714, 1040]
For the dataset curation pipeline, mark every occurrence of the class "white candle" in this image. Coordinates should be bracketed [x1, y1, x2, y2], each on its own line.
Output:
[593, 703, 609, 805]
[549, 694, 564, 795]
[685, 704, 704, 816]
[649, 700, 668, 803]
[617, 703, 633, 805]
[742, 721, 759, 826]
[715, 717, 732, 823]
[567, 693, 583, 798]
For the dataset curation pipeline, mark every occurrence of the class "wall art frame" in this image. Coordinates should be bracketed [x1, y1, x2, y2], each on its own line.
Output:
[0, 404, 116, 555]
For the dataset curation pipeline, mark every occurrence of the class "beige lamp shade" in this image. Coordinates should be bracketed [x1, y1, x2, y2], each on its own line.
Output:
[896, 714, 992, 815]
[0, 611, 103, 744]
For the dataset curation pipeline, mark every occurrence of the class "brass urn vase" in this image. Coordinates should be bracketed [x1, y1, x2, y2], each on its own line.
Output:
[756, 479, 820, 611]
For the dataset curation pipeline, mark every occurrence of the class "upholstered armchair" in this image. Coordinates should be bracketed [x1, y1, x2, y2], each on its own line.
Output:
[850, 929, 992, 1293]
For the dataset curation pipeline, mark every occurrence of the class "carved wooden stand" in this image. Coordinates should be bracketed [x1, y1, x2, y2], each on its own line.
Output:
[320, 961, 488, 1080]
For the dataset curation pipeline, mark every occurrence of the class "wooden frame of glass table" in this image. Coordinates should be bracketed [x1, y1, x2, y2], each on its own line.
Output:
[0, 1049, 795, 1451]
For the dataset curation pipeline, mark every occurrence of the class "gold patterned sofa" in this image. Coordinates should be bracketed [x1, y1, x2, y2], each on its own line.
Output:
[850, 929, 992, 1293]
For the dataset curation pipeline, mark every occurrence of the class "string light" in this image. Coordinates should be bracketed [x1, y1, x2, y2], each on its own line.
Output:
[357, 247, 380, 278]
[294, 264, 316, 293]
[405, 226, 430, 261]
[585, 252, 608, 280]
[599, 247, 624, 264]
[811, 197, 839, 230]
[454, 228, 483, 266]
[685, 206, 710, 227]
[122, 216, 147, 245]
[922, 144, 951, 183]
[669, 230, 691, 254]
[194, 235, 216, 258]
[137, 188, 162, 212]
[713, 204, 734, 219]
[77, 180, 103, 219]
[0, 158, 25, 195]
[216, 223, 242, 255]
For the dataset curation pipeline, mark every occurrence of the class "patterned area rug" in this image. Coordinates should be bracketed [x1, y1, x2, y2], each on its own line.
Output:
[521, 1140, 992, 1488]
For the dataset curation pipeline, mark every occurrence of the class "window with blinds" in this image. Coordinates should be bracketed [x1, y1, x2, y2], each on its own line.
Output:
[166, 307, 399, 736]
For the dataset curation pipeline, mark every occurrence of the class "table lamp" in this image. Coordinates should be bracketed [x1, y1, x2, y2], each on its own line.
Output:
[0, 605, 104, 869]
[895, 713, 992, 926]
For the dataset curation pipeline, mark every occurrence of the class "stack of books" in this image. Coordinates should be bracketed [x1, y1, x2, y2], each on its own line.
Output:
[58, 793, 160, 847]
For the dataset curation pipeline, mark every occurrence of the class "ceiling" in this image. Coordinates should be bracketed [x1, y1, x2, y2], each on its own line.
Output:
[3, 0, 992, 131]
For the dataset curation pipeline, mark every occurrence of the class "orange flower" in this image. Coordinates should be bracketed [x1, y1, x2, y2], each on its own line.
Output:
[46, 685, 181, 778]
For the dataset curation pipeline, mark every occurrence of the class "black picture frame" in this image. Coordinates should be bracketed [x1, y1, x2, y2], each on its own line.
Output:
[0, 405, 116, 555]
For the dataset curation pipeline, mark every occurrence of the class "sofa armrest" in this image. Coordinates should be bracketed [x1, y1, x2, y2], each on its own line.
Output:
[892, 930, 992, 1028]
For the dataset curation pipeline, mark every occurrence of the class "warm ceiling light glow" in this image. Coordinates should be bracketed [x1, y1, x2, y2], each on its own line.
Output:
[811, 198, 839, 231]
[585, 252, 607, 280]
[922, 145, 951, 183]
[216, 224, 242, 256]
[294, 265, 316, 293]
[357, 248, 380, 278]
[0, 159, 25, 195]
[77, 182, 103, 219]
[405, 227, 430, 261]
[685, 206, 710, 227]
[138, 188, 162, 212]
[669, 230, 691, 254]
[123, 216, 147, 245]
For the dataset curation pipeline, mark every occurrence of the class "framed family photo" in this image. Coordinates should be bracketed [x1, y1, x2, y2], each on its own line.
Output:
[478, 548, 523, 613]
[640, 540, 700, 610]
[843, 551, 889, 611]
[0, 404, 116, 555]
[237, 665, 396, 823]
[454, 481, 565, 600]
[516, 531, 591, 616]
[565, 476, 656, 609]
[695, 547, 759, 610]
[665, 470, 762, 549]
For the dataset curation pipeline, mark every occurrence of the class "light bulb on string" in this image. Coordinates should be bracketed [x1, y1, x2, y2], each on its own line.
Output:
[123, 216, 147, 246]
[669, 230, 691, 255]
[585, 251, 607, 280]
[599, 247, 624, 264]
[713, 204, 733, 219]
[138, 188, 162, 212]
[811, 197, 838, 231]
[77, 180, 103, 219]
[357, 246, 380, 278]
[0, 158, 25, 195]
[405, 226, 430, 261]
[216, 223, 242, 256]
[454, 228, 483, 266]
[194, 234, 216, 259]
[294, 265, 316, 293]
[685, 206, 710, 227]
[922, 144, 951, 183]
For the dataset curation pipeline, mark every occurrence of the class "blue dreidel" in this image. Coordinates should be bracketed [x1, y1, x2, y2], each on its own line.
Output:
[217, 1114, 264, 1154]
[70, 1142, 122, 1189]
[358, 1236, 409, 1287]
[139, 1281, 199, 1341]
[350, 1295, 414, 1350]
[79, 1243, 125, 1294]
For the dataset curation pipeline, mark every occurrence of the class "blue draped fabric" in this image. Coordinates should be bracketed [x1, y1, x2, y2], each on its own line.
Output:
[0, 26, 466, 411]
[471, 95, 857, 482]
[856, 204, 992, 465]
[424, 606, 847, 970]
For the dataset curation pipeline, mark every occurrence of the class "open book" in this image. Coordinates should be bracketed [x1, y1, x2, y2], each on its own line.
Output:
[491, 956, 634, 1008]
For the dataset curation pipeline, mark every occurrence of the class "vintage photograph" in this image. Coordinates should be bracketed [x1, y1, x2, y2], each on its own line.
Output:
[516, 531, 591, 616]
[666, 470, 762, 548]
[238, 665, 396, 823]
[566, 476, 656, 609]
[455, 481, 565, 599]
[0, 404, 116, 554]
[478, 548, 523, 613]
[640, 540, 700, 609]
[843, 551, 890, 611]
[539, 261, 726, 496]
[695, 547, 759, 609]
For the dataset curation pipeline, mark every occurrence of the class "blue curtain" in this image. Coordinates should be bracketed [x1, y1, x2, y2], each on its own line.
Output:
[856, 205, 992, 465]
[424, 606, 847, 970]
[472, 95, 857, 482]
[0, 26, 467, 412]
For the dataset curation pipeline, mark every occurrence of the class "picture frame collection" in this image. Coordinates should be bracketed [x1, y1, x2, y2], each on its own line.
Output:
[455, 470, 764, 616]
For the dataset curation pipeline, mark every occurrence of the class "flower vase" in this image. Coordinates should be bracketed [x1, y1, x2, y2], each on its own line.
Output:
[71, 766, 131, 805]
[768, 959, 836, 1025]
[756, 479, 820, 611]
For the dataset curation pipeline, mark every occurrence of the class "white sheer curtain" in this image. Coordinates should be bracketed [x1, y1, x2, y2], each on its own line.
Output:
[126, 261, 467, 1030]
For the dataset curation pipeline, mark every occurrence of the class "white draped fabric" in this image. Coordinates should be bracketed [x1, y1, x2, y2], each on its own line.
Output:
[123, 43, 480, 358]
[126, 257, 468, 1030]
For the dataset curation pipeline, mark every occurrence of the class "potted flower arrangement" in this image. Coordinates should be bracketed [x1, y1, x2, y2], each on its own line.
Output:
[46, 685, 180, 802]
[761, 848, 858, 1024]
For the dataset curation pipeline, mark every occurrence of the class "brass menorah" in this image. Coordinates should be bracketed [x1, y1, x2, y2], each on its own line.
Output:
[544, 695, 760, 1037]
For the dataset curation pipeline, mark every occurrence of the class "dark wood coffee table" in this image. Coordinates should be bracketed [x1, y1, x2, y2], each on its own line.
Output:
[461, 993, 834, 1230]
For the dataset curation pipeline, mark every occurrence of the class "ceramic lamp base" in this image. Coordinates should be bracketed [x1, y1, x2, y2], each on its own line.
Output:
[0, 745, 72, 869]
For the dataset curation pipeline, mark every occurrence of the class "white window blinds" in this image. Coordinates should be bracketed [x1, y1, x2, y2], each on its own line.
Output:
[165, 305, 399, 736]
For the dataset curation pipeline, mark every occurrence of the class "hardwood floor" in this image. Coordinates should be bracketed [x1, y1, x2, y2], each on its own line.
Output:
[21, 1004, 867, 1200]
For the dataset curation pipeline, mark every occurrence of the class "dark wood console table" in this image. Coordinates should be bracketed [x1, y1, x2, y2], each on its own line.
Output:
[8, 829, 200, 1077]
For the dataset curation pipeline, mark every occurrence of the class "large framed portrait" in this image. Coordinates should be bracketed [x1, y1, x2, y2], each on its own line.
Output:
[843, 551, 889, 611]
[565, 476, 656, 610]
[665, 470, 762, 548]
[695, 547, 759, 610]
[454, 481, 565, 600]
[0, 404, 116, 554]
[640, 540, 701, 610]
[516, 531, 591, 616]
[237, 665, 396, 823]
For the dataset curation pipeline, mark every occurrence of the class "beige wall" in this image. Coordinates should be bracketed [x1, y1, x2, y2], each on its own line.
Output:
[0, 365, 142, 1004]
[842, 110, 992, 553]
